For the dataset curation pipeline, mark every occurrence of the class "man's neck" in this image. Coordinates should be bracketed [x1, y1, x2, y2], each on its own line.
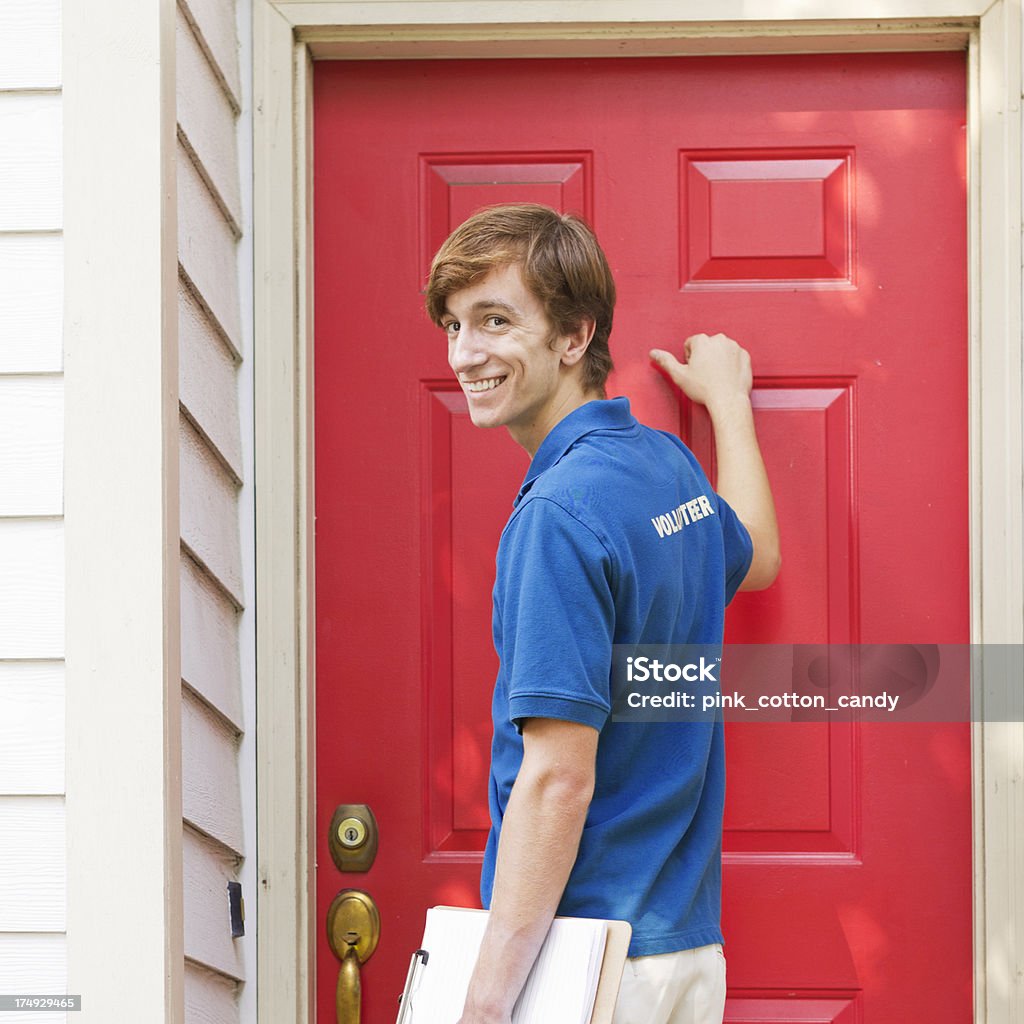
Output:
[510, 386, 602, 458]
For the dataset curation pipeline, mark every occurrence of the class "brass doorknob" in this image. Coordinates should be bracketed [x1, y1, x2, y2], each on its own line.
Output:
[327, 889, 381, 1024]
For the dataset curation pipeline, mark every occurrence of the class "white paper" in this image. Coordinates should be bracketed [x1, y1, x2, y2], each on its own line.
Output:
[406, 907, 608, 1024]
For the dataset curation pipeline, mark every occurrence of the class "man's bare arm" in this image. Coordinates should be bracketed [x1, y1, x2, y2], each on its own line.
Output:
[651, 333, 781, 590]
[457, 717, 598, 1024]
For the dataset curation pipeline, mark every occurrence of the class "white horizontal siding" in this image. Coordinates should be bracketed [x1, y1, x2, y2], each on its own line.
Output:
[0, 663, 63, 795]
[185, 959, 240, 1024]
[0, 934, 66, 1024]
[0, 0, 64, 1014]
[179, 0, 241, 111]
[183, 825, 244, 981]
[181, 686, 243, 854]
[0, 0, 61, 91]
[0, 520, 63, 659]
[0, 93, 61, 232]
[0, 376, 63, 517]
[0, 235, 63, 373]
[0, 796, 64, 931]
[177, 142, 241, 355]
[179, 416, 243, 604]
[181, 553, 242, 730]
[179, 279, 243, 481]
[177, 6, 241, 231]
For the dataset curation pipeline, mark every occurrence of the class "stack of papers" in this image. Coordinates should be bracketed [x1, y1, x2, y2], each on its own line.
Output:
[409, 906, 610, 1024]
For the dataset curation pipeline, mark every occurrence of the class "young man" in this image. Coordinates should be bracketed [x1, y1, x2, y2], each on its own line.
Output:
[425, 204, 780, 1024]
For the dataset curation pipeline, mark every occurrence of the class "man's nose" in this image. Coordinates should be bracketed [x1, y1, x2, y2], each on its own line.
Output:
[448, 329, 488, 373]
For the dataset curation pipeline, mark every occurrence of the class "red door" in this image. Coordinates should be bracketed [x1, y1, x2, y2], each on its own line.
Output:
[314, 54, 969, 1023]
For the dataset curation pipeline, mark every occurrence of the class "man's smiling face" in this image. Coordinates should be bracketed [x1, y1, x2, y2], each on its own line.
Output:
[443, 262, 591, 455]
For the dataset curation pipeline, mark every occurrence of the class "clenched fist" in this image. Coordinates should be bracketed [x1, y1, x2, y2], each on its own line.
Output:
[650, 332, 752, 413]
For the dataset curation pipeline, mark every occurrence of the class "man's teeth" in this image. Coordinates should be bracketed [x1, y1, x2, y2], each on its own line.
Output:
[464, 377, 506, 392]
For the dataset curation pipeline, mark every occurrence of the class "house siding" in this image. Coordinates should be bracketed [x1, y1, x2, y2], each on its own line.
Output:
[176, 0, 255, 1020]
[0, 2, 66, 1021]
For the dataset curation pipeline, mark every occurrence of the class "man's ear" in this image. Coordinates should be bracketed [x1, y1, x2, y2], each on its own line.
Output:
[557, 317, 596, 367]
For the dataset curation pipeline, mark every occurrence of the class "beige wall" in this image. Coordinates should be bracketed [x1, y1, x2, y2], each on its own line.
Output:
[176, 1, 257, 1018]
[62, 0, 257, 1021]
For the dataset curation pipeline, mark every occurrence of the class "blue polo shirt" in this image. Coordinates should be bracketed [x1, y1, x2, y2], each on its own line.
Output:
[480, 397, 752, 956]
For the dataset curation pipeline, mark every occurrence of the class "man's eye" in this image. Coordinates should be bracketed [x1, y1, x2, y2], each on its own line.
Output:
[486, 316, 507, 328]
[443, 321, 460, 336]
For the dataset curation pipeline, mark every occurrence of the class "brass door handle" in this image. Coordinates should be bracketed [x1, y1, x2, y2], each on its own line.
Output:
[327, 889, 381, 1024]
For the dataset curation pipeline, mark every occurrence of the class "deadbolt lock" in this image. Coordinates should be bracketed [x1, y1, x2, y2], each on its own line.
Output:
[338, 817, 367, 849]
[329, 804, 378, 872]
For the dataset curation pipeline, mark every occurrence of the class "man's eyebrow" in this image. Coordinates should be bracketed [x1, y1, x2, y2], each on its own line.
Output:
[444, 299, 521, 318]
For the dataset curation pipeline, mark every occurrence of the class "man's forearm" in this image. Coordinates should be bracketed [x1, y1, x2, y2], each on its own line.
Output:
[459, 753, 593, 1023]
[650, 334, 780, 589]
[707, 393, 780, 589]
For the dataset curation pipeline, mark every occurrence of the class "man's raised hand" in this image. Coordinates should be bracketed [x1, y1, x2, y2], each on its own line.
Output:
[650, 332, 752, 413]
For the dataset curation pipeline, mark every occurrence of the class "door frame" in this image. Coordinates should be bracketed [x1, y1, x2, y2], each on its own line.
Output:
[253, 3, 1024, 1022]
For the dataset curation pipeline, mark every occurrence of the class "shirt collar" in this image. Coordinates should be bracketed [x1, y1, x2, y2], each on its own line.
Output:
[514, 397, 635, 507]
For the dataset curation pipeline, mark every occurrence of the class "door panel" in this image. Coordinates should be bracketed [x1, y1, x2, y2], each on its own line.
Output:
[314, 53, 969, 1023]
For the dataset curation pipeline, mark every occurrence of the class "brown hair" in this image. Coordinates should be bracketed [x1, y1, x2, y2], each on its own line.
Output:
[425, 204, 615, 395]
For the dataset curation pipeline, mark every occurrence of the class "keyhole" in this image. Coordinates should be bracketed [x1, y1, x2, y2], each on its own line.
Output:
[331, 808, 376, 869]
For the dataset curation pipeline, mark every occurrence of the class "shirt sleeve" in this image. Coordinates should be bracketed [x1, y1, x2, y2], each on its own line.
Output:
[716, 494, 754, 604]
[495, 497, 614, 732]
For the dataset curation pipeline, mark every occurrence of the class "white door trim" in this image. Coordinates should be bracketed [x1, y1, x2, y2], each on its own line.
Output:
[64, 1, 184, 1021]
[253, 4, 1024, 1022]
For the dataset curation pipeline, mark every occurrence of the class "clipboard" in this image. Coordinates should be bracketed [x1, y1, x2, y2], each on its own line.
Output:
[589, 917, 632, 1024]
[397, 907, 631, 1024]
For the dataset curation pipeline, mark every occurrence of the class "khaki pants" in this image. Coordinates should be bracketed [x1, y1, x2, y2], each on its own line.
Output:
[611, 943, 726, 1024]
